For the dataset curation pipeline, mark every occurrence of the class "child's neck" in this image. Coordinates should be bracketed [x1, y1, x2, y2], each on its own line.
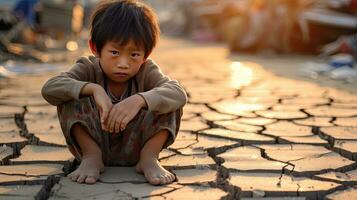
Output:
[107, 80, 128, 98]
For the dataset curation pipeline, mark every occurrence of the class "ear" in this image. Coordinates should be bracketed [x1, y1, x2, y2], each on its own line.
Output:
[143, 53, 151, 62]
[89, 40, 99, 57]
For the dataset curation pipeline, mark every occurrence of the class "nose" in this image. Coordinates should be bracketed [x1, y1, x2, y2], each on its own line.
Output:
[116, 57, 129, 69]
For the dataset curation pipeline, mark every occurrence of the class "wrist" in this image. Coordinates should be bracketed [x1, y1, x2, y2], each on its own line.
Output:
[81, 83, 103, 96]
[136, 94, 147, 108]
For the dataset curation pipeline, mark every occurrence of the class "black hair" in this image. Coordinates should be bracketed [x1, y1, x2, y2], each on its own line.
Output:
[90, 0, 160, 58]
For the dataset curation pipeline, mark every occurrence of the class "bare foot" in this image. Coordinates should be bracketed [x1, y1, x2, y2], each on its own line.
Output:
[135, 157, 175, 185]
[68, 155, 104, 184]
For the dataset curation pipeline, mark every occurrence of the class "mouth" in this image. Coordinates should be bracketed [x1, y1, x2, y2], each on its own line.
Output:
[113, 72, 128, 77]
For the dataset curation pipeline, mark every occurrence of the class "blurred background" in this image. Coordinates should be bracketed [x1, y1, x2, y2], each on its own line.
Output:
[150, 0, 356, 54]
[0, 0, 356, 81]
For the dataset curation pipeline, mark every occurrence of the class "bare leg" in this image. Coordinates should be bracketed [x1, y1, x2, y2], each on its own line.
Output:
[135, 130, 175, 185]
[67, 124, 104, 184]
[68, 145, 81, 157]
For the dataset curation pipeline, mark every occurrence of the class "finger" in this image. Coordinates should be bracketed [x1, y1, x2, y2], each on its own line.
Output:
[106, 109, 116, 133]
[121, 111, 136, 131]
[115, 113, 125, 133]
[103, 114, 111, 131]
[114, 119, 121, 133]
[101, 109, 108, 124]
[109, 110, 120, 133]
[101, 110, 109, 129]
[120, 116, 129, 131]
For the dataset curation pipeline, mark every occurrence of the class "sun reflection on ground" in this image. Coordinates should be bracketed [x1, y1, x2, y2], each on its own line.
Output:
[229, 61, 254, 89]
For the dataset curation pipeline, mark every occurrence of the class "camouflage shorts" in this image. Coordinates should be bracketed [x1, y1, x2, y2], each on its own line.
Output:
[57, 96, 182, 166]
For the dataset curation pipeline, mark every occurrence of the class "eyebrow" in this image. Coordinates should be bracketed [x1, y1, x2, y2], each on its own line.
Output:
[110, 42, 143, 52]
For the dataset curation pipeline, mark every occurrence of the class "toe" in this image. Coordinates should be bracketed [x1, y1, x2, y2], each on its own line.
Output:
[160, 175, 168, 185]
[135, 163, 143, 174]
[85, 176, 97, 184]
[163, 175, 172, 185]
[161, 176, 168, 185]
[77, 174, 86, 183]
[148, 175, 161, 185]
[170, 173, 176, 182]
[166, 174, 174, 184]
[169, 173, 176, 182]
[69, 173, 80, 182]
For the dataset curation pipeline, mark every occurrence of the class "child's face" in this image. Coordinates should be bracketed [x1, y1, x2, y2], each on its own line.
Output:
[94, 40, 146, 84]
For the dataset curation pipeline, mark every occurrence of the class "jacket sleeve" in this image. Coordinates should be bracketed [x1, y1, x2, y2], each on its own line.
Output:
[137, 61, 187, 114]
[41, 59, 93, 106]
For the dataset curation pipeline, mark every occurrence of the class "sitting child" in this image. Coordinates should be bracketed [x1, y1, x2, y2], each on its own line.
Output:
[41, 0, 187, 185]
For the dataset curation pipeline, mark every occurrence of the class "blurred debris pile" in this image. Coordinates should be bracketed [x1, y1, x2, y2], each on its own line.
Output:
[0, 0, 89, 63]
[298, 0, 357, 81]
[321, 34, 357, 59]
[299, 0, 357, 53]
[149, 0, 357, 54]
[300, 52, 357, 81]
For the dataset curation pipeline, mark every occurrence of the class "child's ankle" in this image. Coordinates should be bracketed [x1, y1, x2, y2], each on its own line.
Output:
[139, 155, 158, 163]
[82, 151, 102, 159]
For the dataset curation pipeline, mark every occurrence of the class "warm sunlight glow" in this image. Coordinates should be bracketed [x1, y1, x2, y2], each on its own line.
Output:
[230, 62, 254, 89]
[66, 41, 78, 51]
[212, 100, 268, 116]
[0, 65, 14, 77]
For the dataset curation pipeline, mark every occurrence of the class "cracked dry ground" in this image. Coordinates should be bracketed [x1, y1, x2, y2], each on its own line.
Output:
[1, 38, 357, 200]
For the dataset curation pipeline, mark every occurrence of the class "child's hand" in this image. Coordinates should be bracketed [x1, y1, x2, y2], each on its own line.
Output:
[81, 83, 113, 129]
[92, 87, 113, 130]
[106, 94, 147, 133]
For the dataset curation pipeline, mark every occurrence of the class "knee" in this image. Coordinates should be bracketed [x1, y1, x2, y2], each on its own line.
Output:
[72, 123, 84, 132]
[71, 123, 87, 138]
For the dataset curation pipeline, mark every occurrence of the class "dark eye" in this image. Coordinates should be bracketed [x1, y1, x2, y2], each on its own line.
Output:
[110, 51, 119, 56]
[131, 53, 141, 57]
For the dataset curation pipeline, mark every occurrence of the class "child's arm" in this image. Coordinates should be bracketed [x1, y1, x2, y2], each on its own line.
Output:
[41, 57, 96, 106]
[104, 60, 187, 133]
[137, 60, 188, 114]
[82, 83, 113, 129]
[105, 94, 146, 133]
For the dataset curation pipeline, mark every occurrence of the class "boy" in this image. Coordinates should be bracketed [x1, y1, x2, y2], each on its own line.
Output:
[41, 0, 187, 185]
